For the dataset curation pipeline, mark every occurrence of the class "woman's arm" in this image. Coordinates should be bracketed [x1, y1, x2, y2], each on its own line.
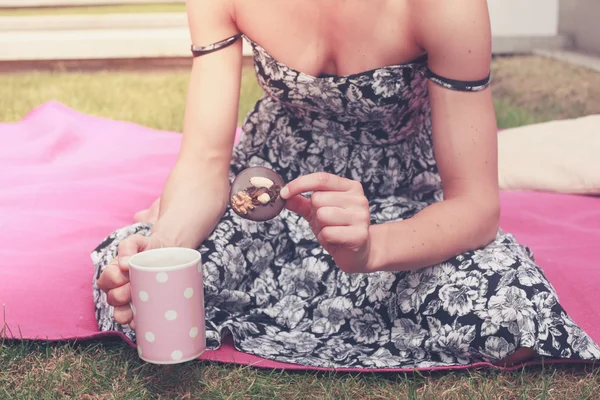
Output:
[367, 0, 500, 272]
[151, 0, 242, 248]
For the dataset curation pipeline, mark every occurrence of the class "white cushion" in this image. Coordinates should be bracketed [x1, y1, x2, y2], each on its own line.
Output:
[498, 115, 600, 194]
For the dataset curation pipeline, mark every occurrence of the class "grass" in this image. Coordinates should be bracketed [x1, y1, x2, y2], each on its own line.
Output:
[2, 56, 599, 130]
[0, 3, 185, 16]
[1, 56, 600, 398]
[2, 340, 600, 399]
[0, 67, 262, 129]
[491, 55, 600, 123]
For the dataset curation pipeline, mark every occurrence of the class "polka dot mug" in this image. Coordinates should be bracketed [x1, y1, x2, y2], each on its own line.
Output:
[128, 247, 206, 364]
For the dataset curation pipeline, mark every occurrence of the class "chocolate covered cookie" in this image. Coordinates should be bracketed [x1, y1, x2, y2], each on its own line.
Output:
[229, 166, 286, 221]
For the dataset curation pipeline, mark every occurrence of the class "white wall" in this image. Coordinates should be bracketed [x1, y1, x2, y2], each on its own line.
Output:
[0, 0, 565, 61]
[559, 0, 600, 55]
[0, 0, 561, 39]
[488, 0, 559, 37]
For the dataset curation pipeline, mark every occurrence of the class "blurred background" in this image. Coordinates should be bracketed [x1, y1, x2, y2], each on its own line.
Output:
[1, 0, 599, 60]
[0, 0, 599, 130]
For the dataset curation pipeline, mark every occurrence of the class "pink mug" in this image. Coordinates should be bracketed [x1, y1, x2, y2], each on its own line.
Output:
[128, 247, 206, 364]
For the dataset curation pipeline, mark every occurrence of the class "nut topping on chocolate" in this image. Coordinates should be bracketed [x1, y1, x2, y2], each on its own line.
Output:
[250, 177, 274, 189]
[231, 191, 255, 215]
[243, 183, 281, 207]
[229, 166, 286, 221]
[257, 193, 271, 204]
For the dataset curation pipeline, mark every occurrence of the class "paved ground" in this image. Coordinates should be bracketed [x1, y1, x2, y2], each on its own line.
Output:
[534, 48, 600, 73]
[0, 13, 255, 62]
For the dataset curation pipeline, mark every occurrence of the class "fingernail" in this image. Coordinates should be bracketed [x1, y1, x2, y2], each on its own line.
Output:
[118, 256, 130, 268]
[280, 186, 289, 199]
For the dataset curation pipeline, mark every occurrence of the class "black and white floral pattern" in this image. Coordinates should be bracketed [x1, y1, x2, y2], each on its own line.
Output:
[90, 36, 600, 368]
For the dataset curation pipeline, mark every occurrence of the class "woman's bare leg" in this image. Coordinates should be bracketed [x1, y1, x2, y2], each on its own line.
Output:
[134, 197, 161, 224]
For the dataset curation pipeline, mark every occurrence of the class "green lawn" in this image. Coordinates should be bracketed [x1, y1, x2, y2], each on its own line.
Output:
[0, 3, 185, 16]
[3, 340, 599, 399]
[1, 57, 600, 399]
[3, 56, 599, 130]
[0, 67, 262, 129]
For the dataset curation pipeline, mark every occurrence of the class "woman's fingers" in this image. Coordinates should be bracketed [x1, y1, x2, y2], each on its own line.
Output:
[113, 304, 133, 325]
[97, 260, 128, 292]
[284, 193, 312, 219]
[99, 233, 168, 328]
[287, 192, 370, 234]
[314, 206, 368, 227]
[117, 234, 153, 272]
[281, 174, 371, 245]
[310, 191, 370, 209]
[317, 226, 370, 247]
[286, 191, 369, 219]
[281, 172, 363, 199]
[106, 282, 132, 307]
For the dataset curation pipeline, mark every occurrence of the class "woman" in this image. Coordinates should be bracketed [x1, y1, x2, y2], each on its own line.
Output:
[94, 0, 600, 368]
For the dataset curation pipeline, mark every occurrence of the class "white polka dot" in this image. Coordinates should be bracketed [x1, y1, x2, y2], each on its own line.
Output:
[156, 272, 169, 283]
[145, 332, 155, 342]
[184, 288, 194, 299]
[189, 327, 198, 338]
[171, 350, 183, 361]
[137, 346, 143, 357]
[165, 310, 178, 321]
[139, 291, 149, 302]
[131, 304, 136, 315]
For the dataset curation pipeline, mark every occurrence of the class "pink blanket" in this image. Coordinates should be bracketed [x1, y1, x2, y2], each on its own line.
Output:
[1, 101, 599, 372]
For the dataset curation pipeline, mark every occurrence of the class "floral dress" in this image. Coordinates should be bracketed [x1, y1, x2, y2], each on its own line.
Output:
[91, 35, 600, 368]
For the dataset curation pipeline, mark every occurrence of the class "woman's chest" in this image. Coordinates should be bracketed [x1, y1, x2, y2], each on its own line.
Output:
[233, 0, 423, 78]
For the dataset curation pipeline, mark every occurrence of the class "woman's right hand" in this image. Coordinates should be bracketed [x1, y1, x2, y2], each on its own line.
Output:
[96, 0, 241, 328]
[97, 234, 166, 327]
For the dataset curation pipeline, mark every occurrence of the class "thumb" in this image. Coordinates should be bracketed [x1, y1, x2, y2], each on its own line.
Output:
[117, 234, 162, 272]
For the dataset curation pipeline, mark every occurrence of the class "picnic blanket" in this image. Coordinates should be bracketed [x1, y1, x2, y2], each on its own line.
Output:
[1, 101, 599, 372]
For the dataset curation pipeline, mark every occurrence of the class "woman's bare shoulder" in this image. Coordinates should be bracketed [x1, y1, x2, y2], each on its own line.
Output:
[409, 0, 492, 79]
[186, 0, 240, 45]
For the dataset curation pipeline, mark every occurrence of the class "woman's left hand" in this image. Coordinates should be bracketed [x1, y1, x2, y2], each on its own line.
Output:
[280, 172, 373, 273]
